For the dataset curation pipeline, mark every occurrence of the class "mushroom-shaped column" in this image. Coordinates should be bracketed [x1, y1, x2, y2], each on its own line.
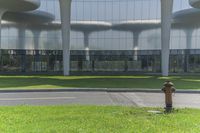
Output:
[27, 22, 61, 49]
[160, 0, 173, 76]
[112, 20, 160, 61]
[3, 10, 54, 72]
[173, 8, 200, 49]
[71, 21, 111, 61]
[28, 22, 61, 48]
[28, 22, 62, 72]
[0, 0, 40, 51]
[3, 10, 54, 50]
[172, 8, 200, 72]
[59, 0, 72, 76]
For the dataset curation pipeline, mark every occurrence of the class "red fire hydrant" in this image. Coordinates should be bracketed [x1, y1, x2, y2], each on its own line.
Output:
[162, 81, 175, 112]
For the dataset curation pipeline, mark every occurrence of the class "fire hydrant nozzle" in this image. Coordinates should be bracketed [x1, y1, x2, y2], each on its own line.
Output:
[162, 81, 176, 112]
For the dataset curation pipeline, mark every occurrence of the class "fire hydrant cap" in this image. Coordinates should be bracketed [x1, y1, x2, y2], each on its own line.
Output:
[163, 81, 174, 87]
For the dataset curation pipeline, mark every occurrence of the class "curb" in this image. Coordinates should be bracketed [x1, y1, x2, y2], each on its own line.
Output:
[0, 88, 199, 94]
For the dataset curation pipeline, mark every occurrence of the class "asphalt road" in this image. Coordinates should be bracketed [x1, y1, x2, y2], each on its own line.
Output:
[0, 91, 199, 108]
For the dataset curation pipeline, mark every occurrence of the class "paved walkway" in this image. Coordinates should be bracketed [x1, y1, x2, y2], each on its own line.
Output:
[0, 91, 200, 108]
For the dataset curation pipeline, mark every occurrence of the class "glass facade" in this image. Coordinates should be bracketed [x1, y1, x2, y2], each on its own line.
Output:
[1, 0, 200, 74]
[1, 49, 200, 73]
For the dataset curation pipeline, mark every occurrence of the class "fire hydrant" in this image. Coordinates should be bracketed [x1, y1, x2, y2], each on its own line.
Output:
[162, 81, 176, 112]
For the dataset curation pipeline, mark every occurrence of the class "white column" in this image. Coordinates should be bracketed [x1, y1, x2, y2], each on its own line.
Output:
[18, 26, 26, 49]
[59, 0, 72, 76]
[84, 32, 90, 61]
[161, 0, 173, 76]
[184, 29, 194, 73]
[132, 32, 140, 61]
[184, 29, 194, 49]
[32, 31, 41, 50]
[18, 26, 26, 72]
[32, 30, 42, 71]
[33, 31, 41, 58]
[0, 9, 6, 53]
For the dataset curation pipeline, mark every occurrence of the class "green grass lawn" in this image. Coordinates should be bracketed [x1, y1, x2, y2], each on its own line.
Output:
[0, 75, 200, 89]
[0, 105, 199, 133]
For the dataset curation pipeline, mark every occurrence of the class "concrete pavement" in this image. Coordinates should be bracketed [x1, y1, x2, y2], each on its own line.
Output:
[0, 91, 200, 108]
[1, 88, 200, 93]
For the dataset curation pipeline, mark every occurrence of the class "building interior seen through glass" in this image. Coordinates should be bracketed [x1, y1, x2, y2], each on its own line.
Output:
[0, 0, 200, 73]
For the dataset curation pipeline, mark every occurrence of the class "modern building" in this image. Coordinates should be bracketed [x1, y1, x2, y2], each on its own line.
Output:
[1, 0, 200, 75]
